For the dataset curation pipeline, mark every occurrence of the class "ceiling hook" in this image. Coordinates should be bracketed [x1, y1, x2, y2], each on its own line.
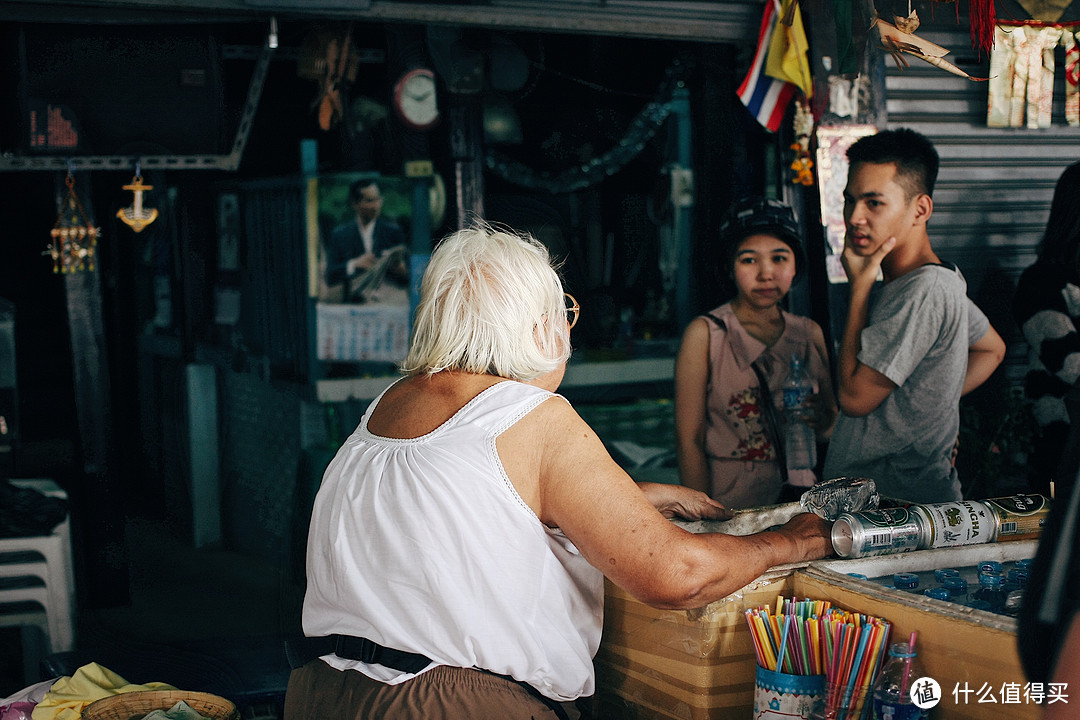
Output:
[268, 16, 279, 49]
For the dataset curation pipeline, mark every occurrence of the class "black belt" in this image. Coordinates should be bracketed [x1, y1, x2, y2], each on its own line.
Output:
[284, 634, 572, 720]
[284, 634, 432, 674]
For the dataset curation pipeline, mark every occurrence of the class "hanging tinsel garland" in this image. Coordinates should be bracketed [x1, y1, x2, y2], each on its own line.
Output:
[969, 0, 998, 55]
[921, 0, 996, 54]
[484, 70, 680, 194]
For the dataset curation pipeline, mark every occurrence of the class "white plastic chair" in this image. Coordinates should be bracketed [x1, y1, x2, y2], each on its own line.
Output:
[0, 478, 76, 656]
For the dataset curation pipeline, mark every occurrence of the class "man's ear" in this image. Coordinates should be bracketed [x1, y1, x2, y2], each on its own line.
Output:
[913, 193, 933, 225]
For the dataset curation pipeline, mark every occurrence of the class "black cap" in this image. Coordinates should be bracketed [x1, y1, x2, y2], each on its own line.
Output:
[719, 197, 805, 277]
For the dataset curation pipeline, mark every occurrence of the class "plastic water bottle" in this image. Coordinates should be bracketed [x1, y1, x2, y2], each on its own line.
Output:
[972, 572, 1007, 613]
[1002, 589, 1025, 617]
[872, 642, 930, 719]
[782, 354, 816, 471]
[892, 573, 920, 593]
[943, 576, 968, 603]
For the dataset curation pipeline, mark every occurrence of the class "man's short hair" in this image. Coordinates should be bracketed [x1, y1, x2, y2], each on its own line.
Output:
[401, 222, 572, 381]
[349, 178, 380, 203]
[847, 128, 940, 200]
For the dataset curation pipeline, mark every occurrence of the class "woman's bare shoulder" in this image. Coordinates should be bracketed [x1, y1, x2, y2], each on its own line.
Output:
[370, 372, 506, 437]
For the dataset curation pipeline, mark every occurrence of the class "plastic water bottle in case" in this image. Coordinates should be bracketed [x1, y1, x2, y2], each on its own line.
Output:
[872, 642, 929, 719]
[782, 354, 816, 471]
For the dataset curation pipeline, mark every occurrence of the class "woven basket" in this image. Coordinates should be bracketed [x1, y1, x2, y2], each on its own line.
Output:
[81, 690, 238, 720]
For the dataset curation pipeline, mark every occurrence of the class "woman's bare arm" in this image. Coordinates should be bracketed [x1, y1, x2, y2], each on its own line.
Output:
[529, 398, 831, 610]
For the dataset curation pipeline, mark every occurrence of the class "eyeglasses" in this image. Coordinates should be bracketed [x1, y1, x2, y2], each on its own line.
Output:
[565, 293, 580, 330]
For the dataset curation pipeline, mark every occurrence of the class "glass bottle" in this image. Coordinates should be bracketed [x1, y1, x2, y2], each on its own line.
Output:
[872, 642, 930, 719]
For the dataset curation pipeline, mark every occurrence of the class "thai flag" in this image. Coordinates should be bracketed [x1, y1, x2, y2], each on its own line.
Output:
[737, 0, 796, 133]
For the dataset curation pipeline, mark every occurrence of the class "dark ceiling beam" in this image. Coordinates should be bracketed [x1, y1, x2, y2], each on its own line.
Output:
[351, 1, 757, 43]
[1, 0, 758, 43]
[0, 1, 260, 24]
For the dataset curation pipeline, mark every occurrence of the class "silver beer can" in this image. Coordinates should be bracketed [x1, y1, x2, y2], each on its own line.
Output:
[831, 507, 926, 558]
[912, 500, 994, 549]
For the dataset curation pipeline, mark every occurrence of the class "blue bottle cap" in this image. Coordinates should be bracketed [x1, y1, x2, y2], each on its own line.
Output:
[894, 572, 919, 589]
[978, 560, 1003, 575]
[1016, 558, 1033, 570]
[887, 642, 916, 658]
[934, 568, 960, 583]
[943, 576, 968, 596]
[924, 587, 951, 600]
[846, 573, 868, 580]
[1007, 569, 1029, 587]
[979, 572, 1005, 588]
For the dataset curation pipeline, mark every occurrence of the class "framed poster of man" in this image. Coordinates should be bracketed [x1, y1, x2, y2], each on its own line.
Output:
[310, 173, 413, 364]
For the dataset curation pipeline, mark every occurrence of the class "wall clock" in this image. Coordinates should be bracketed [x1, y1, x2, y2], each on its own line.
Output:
[393, 68, 440, 131]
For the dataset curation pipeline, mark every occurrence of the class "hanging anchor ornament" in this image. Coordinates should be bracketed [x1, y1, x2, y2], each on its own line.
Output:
[117, 169, 158, 232]
[46, 171, 100, 274]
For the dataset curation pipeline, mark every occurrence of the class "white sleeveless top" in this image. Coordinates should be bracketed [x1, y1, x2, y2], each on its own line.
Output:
[301, 379, 605, 701]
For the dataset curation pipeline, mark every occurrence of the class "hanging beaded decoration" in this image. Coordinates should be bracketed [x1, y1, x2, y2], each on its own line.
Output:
[47, 171, 100, 274]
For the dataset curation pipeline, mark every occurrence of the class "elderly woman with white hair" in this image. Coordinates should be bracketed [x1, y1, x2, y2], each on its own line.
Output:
[285, 223, 831, 720]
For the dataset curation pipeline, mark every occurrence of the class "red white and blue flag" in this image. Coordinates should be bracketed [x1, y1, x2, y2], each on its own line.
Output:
[737, 0, 796, 133]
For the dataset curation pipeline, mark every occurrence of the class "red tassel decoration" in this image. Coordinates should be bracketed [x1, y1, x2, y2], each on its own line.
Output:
[969, 0, 997, 55]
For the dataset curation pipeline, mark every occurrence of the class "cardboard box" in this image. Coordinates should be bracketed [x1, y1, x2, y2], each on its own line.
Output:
[595, 541, 1040, 720]
[595, 566, 798, 719]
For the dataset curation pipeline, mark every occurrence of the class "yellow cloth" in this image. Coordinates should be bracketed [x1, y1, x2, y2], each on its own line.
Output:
[30, 662, 176, 720]
[766, 0, 814, 98]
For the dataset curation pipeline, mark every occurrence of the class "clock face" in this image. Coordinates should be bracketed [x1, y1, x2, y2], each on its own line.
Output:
[394, 69, 439, 131]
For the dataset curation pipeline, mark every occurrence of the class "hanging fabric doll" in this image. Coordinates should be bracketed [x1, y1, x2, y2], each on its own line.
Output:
[1065, 29, 1079, 127]
[987, 24, 1064, 128]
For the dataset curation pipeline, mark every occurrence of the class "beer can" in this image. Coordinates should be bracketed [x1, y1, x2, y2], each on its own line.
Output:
[912, 500, 994, 549]
[982, 493, 1051, 541]
[831, 507, 925, 558]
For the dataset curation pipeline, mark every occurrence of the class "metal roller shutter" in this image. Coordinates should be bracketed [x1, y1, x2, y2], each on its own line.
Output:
[884, 23, 1080, 384]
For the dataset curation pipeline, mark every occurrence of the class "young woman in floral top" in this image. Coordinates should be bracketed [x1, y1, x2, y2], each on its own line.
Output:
[675, 198, 836, 509]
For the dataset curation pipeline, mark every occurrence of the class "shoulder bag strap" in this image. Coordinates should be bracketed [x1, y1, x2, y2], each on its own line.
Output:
[750, 361, 789, 485]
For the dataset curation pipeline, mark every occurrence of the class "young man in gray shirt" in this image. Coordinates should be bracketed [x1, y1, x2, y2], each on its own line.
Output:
[822, 129, 1006, 503]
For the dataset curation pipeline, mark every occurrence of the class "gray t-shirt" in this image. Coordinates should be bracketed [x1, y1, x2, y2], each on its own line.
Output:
[823, 264, 990, 503]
